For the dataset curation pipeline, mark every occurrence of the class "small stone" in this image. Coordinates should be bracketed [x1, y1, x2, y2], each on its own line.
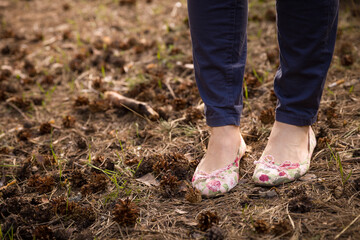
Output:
[69, 193, 82, 202]
[259, 189, 278, 198]
[299, 174, 317, 181]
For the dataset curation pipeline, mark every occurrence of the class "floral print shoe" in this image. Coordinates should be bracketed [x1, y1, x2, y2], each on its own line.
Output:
[191, 135, 246, 197]
[252, 127, 316, 186]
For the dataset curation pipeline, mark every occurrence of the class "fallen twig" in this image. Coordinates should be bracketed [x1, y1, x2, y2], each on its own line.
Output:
[165, 77, 176, 99]
[335, 214, 360, 239]
[0, 179, 17, 191]
[286, 203, 295, 230]
[342, 157, 360, 163]
[5, 101, 31, 121]
[104, 91, 159, 120]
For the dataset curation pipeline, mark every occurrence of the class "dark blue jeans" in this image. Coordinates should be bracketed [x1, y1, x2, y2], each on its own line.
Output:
[187, 0, 339, 127]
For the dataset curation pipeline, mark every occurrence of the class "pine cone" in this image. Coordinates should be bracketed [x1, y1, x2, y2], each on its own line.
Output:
[152, 155, 168, 175]
[159, 173, 181, 197]
[62, 115, 76, 128]
[259, 108, 275, 124]
[152, 153, 190, 180]
[353, 177, 360, 191]
[28, 174, 55, 193]
[74, 96, 89, 106]
[70, 169, 87, 188]
[32, 225, 54, 240]
[204, 225, 225, 240]
[39, 122, 53, 135]
[288, 195, 313, 213]
[185, 185, 202, 203]
[134, 155, 157, 178]
[112, 198, 139, 226]
[184, 107, 203, 124]
[271, 220, 292, 236]
[160, 173, 179, 186]
[253, 219, 270, 234]
[165, 152, 190, 180]
[197, 211, 220, 231]
[52, 197, 78, 215]
[80, 172, 107, 195]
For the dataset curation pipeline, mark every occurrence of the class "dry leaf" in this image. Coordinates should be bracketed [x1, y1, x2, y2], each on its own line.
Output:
[135, 173, 159, 187]
[175, 209, 188, 214]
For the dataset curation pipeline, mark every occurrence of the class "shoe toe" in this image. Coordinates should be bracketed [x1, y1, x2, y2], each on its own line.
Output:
[252, 163, 282, 186]
[253, 127, 316, 186]
[192, 169, 239, 197]
[252, 161, 309, 186]
[191, 135, 246, 197]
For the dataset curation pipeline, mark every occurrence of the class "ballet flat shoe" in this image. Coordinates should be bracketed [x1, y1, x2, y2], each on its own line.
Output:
[252, 127, 316, 186]
[191, 135, 246, 197]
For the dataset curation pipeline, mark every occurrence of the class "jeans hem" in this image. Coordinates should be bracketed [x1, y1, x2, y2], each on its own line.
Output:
[275, 111, 317, 126]
[206, 115, 241, 127]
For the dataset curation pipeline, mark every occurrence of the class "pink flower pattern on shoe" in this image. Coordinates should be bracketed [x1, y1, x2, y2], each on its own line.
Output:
[192, 136, 246, 197]
[235, 157, 240, 167]
[259, 174, 269, 182]
[252, 127, 317, 186]
[207, 180, 221, 192]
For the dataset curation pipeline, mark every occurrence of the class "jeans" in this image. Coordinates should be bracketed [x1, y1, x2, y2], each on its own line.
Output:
[187, 0, 339, 127]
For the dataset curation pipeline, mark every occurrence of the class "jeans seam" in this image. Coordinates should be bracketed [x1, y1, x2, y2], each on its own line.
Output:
[316, 0, 338, 114]
[319, 0, 332, 76]
[226, 0, 237, 109]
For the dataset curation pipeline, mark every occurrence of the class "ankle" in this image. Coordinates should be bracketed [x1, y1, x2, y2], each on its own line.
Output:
[209, 125, 241, 146]
[210, 125, 239, 134]
[274, 121, 309, 131]
[210, 125, 240, 140]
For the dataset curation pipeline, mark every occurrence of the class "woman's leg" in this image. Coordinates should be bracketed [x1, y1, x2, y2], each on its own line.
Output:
[275, 0, 339, 126]
[253, 0, 339, 186]
[187, 0, 248, 195]
[187, 0, 248, 127]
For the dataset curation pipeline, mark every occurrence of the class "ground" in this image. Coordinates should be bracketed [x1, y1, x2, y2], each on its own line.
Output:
[0, 0, 360, 239]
